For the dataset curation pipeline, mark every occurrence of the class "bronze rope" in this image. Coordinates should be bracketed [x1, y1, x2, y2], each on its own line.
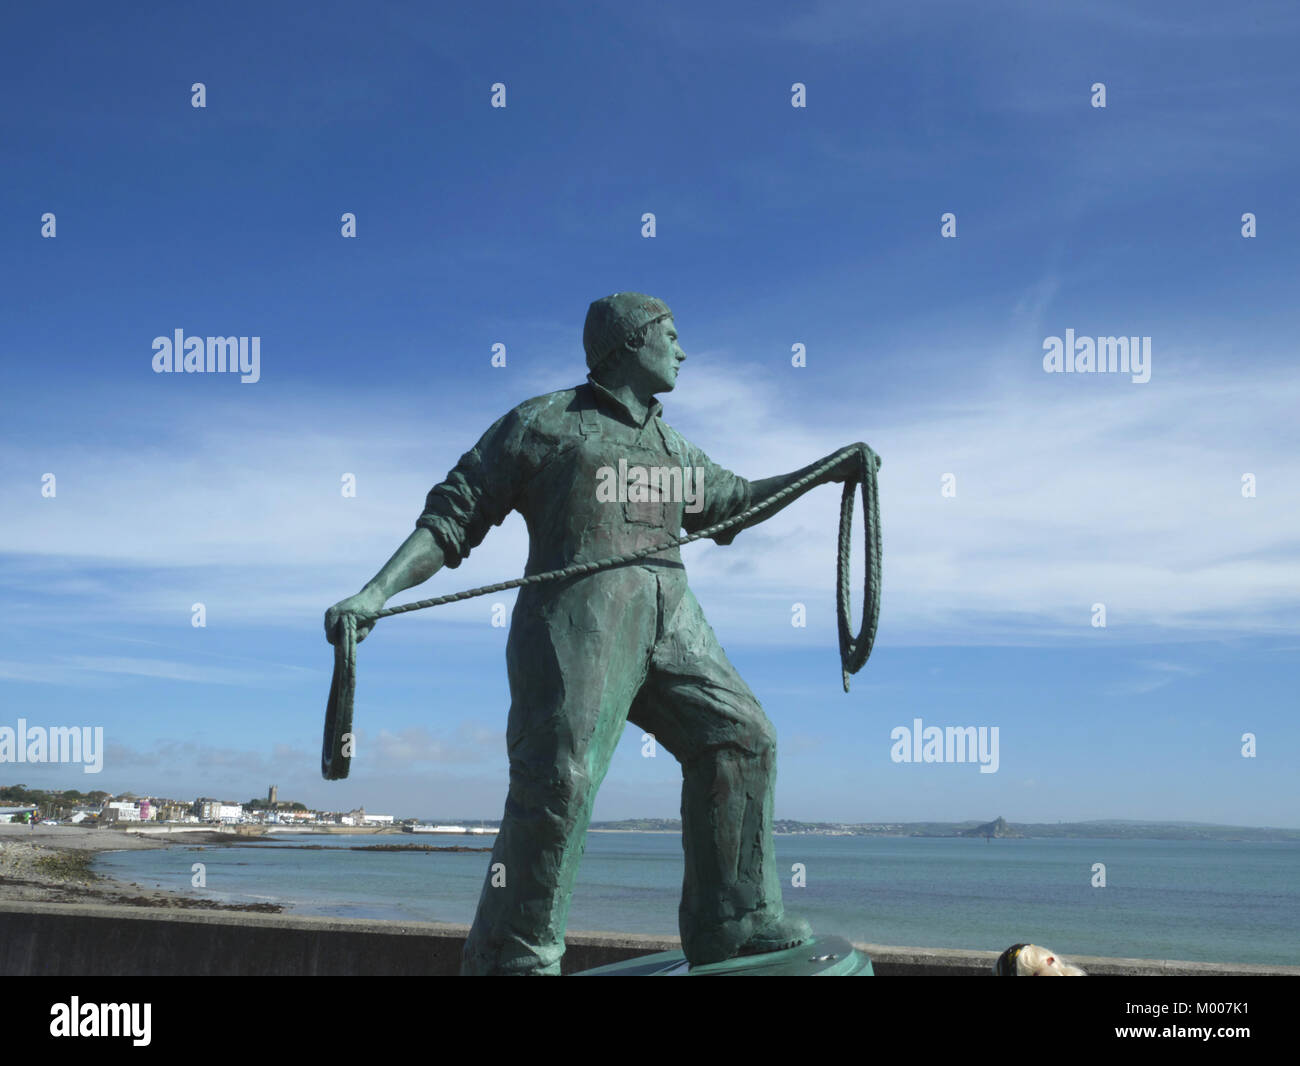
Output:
[323, 444, 881, 779]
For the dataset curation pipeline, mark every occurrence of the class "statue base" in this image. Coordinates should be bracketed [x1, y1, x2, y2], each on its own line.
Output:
[574, 934, 872, 976]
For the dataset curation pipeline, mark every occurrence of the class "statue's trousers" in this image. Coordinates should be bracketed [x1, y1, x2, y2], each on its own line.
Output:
[460, 563, 784, 975]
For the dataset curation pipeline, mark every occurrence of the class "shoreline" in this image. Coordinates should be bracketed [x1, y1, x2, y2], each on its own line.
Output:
[0, 823, 281, 913]
[0, 825, 494, 913]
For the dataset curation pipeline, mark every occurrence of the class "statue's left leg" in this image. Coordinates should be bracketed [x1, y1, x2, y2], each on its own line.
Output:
[628, 585, 809, 966]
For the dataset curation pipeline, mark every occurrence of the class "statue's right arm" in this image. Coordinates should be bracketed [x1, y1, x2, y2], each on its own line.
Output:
[366, 527, 446, 600]
[325, 406, 525, 645]
[324, 529, 445, 644]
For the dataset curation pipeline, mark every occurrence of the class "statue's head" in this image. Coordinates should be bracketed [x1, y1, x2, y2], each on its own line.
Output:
[583, 292, 683, 393]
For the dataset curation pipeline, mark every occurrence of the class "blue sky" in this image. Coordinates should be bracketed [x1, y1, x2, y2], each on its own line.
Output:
[1, 0, 1297, 825]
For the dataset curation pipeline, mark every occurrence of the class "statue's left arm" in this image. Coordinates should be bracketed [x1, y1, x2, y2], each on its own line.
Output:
[680, 436, 876, 541]
[742, 445, 871, 529]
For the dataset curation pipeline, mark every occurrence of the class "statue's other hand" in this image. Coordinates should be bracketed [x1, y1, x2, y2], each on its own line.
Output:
[830, 442, 881, 482]
[324, 588, 385, 645]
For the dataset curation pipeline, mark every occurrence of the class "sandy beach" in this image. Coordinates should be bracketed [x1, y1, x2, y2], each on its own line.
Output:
[0, 824, 281, 912]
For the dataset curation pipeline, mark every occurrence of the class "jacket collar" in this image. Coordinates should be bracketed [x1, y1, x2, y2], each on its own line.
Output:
[585, 374, 663, 428]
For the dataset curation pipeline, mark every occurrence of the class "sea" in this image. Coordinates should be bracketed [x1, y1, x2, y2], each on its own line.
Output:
[92, 832, 1300, 966]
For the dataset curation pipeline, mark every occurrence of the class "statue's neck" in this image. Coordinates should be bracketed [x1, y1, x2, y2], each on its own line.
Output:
[589, 374, 657, 427]
[604, 383, 652, 425]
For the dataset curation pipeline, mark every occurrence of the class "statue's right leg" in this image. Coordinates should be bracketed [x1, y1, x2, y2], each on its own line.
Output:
[460, 576, 657, 975]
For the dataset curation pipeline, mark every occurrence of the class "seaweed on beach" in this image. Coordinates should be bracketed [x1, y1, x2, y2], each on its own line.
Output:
[32, 849, 100, 882]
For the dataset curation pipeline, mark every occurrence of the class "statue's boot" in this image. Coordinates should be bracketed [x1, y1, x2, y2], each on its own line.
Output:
[685, 911, 814, 967]
[734, 912, 814, 958]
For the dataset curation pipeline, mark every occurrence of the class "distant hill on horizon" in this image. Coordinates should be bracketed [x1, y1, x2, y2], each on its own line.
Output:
[584, 817, 1300, 842]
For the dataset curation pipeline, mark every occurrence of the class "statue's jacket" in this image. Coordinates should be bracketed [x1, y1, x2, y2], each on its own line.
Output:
[416, 375, 753, 648]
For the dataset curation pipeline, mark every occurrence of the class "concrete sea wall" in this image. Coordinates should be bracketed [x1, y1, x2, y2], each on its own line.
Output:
[1, 902, 1296, 976]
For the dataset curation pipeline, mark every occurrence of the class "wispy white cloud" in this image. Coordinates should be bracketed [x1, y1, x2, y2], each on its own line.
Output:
[372, 725, 497, 767]
[1106, 659, 1206, 696]
[0, 654, 309, 687]
[4, 338, 1298, 649]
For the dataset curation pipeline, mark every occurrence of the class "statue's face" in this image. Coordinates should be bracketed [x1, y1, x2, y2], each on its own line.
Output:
[635, 317, 685, 393]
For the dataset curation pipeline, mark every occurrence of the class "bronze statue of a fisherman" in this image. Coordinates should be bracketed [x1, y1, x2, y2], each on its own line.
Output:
[326, 293, 874, 975]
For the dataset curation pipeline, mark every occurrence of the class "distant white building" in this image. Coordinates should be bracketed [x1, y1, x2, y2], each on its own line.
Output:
[218, 804, 243, 824]
[105, 801, 141, 822]
[362, 814, 394, 825]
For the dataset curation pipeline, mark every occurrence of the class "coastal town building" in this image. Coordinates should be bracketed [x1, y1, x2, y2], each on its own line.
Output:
[5, 783, 393, 828]
[191, 798, 244, 824]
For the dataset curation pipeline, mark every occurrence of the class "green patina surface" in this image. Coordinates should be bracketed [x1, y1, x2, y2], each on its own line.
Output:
[325, 293, 882, 975]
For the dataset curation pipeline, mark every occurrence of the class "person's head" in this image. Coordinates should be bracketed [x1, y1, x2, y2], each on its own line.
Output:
[583, 292, 685, 395]
[994, 943, 1086, 976]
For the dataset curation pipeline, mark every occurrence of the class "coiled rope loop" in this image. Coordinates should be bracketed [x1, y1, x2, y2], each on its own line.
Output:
[837, 444, 883, 692]
[323, 444, 882, 779]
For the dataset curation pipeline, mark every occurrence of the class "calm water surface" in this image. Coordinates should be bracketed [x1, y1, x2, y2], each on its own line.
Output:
[93, 832, 1300, 965]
